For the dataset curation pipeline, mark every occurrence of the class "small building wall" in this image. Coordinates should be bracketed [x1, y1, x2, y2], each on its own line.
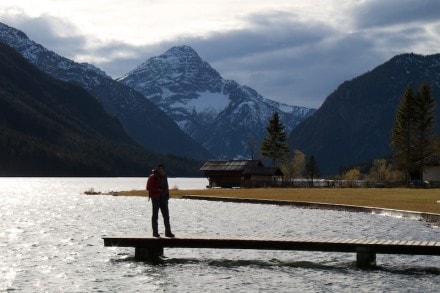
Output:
[206, 172, 243, 188]
[423, 166, 440, 182]
[201, 160, 283, 188]
[248, 175, 272, 182]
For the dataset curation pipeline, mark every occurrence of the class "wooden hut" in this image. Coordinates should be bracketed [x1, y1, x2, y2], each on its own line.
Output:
[422, 155, 440, 187]
[200, 160, 284, 188]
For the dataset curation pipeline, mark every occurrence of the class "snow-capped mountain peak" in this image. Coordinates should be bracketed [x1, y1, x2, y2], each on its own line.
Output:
[119, 45, 223, 94]
[0, 23, 212, 159]
[162, 45, 203, 64]
[119, 45, 316, 159]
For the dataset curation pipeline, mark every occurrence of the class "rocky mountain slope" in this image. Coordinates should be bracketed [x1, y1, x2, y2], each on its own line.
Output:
[118, 46, 315, 159]
[0, 22, 211, 160]
[0, 42, 202, 176]
[288, 53, 440, 175]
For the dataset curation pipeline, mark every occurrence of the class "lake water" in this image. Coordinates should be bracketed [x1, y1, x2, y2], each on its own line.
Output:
[1, 177, 439, 292]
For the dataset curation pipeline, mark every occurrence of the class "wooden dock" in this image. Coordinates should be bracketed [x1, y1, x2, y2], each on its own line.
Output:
[103, 235, 440, 268]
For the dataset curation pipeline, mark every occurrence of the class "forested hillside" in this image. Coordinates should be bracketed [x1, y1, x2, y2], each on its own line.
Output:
[0, 42, 201, 176]
[288, 53, 440, 175]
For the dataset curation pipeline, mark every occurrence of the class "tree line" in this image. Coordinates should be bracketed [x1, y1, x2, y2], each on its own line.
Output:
[259, 81, 437, 187]
[260, 112, 320, 185]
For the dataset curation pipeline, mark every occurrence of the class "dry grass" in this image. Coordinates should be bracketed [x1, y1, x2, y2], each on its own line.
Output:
[109, 188, 440, 214]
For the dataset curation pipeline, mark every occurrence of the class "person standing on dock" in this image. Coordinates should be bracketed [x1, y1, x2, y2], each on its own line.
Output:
[146, 164, 175, 238]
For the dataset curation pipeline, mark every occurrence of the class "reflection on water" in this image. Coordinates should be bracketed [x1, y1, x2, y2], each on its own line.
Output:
[1, 178, 440, 292]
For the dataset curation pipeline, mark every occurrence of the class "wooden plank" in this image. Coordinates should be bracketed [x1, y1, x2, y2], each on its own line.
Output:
[311, 237, 327, 242]
[365, 239, 379, 245]
[352, 239, 366, 244]
[388, 240, 399, 245]
[103, 235, 440, 257]
[346, 238, 359, 244]
[290, 236, 305, 242]
[300, 237, 316, 243]
[330, 237, 344, 242]
[292, 236, 307, 242]
[337, 238, 352, 244]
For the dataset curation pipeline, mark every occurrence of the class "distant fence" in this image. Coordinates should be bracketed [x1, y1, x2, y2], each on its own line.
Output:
[241, 179, 410, 188]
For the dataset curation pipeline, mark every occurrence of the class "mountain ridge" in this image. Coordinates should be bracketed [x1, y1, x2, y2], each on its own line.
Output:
[0, 41, 202, 176]
[288, 52, 440, 175]
[0, 22, 211, 160]
[119, 45, 315, 159]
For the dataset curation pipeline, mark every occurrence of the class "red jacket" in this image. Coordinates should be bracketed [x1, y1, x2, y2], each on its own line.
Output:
[146, 171, 161, 200]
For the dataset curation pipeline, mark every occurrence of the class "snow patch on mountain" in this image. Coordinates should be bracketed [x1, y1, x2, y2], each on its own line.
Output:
[0, 22, 212, 159]
[119, 45, 316, 159]
[185, 91, 230, 113]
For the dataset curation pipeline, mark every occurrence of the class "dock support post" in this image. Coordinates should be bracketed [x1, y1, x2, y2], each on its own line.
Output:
[356, 246, 376, 269]
[135, 246, 164, 262]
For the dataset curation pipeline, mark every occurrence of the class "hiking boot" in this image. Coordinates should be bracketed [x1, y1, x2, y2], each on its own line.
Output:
[165, 232, 175, 238]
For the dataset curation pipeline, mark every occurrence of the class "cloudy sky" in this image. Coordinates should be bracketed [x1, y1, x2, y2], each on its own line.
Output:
[1, 0, 439, 108]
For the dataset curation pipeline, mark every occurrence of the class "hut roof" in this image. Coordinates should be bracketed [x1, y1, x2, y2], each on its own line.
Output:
[423, 155, 440, 166]
[200, 160, 263, 172]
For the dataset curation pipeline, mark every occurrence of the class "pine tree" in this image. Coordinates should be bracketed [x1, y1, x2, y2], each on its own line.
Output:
[391, 82, 436, 184]
[260, 112, 289, 167]
[391, 85, 416, 184]
[413, 81, 436, 180]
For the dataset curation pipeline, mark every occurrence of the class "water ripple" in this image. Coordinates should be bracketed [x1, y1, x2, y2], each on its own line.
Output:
[1, 178, 440, 292]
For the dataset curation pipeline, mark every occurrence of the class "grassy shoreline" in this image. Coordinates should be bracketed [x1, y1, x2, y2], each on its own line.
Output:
[108, 188, 440, 214]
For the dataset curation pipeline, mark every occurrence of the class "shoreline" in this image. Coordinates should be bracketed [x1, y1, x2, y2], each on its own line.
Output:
[107, 187, 440, 222]
[109, 187, 440, 213]
[181, 195, 440, 224]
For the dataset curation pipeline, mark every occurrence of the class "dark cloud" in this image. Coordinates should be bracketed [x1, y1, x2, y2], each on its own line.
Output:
[0, 11, 87, 59]
[351, 0, 440, 28]
[84, 41, 155, 73]
[192, 11, 332, 62]
[167, 13, 388, 107]
[1, 2, 439, 108]
[371, 26, 430, 50]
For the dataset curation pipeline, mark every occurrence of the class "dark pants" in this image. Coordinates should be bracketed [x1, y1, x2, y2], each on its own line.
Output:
[151, 196, 171, 234]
